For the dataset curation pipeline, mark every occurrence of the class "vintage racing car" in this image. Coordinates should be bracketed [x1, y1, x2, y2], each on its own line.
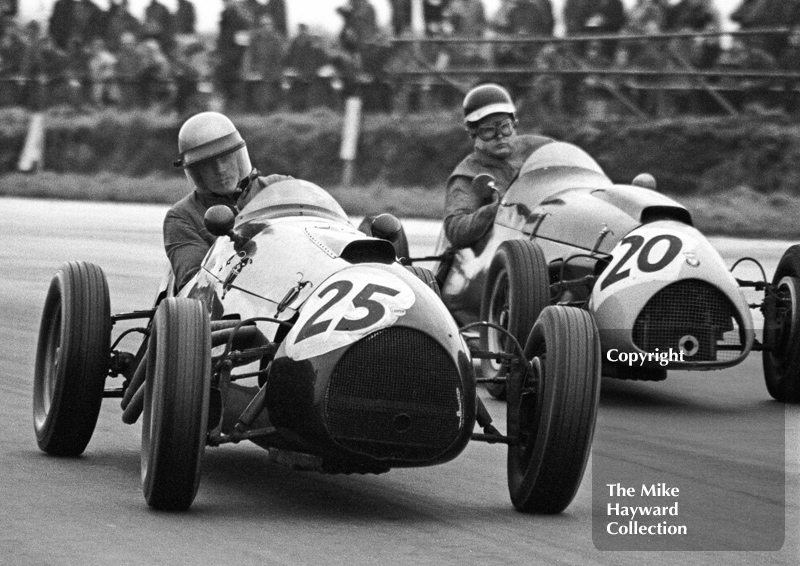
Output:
[428, 141, 800, 403]
[33, 179, 602, 513]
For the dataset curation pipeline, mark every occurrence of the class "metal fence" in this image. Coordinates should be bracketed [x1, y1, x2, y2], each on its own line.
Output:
[2, 28, 798, 117]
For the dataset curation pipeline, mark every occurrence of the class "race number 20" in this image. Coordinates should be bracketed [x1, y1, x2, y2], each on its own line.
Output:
[600, 234, 683, 290]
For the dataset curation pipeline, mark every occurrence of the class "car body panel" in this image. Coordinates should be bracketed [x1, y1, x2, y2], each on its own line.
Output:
[179, 179, 476, 470]
[435, 141, 754, 371]
[590, 221, 754, 369]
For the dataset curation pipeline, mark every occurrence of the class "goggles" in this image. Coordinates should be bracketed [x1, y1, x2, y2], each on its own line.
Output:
[473, 118, 515, 141]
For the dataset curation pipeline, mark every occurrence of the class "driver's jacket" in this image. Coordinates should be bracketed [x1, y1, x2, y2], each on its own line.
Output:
[163, 190, 240, 290]
[444, 134, 554, 249]
[163, 174, 292, 290]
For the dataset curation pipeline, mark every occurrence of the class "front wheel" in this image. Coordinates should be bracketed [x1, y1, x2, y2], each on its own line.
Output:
[141, 298, 211, 510]
[480, 240, 550, 399]
[507, 306, 601, 513]
[33, 262, 111, 456]
[763, 245, 800, 403]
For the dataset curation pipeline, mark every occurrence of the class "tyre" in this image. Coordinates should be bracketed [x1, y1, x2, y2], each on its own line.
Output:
[480, 240, 550, 399]
[141, 298, 211, 510]
[507, 305, 601, 513]
[763, 245, 800, 403]
[33, 262, 111, 456]
[406, 265, 442, 298]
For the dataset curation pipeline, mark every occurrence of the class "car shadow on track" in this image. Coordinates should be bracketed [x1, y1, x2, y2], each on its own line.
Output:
[193, 445, 521, 522]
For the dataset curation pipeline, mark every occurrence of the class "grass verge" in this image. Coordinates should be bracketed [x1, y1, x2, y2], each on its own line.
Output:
[1, 173, 798, 240]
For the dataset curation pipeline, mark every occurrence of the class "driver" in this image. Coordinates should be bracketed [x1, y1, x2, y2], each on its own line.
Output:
[444, 84, 555, 249]
[165, 111, 290, 289]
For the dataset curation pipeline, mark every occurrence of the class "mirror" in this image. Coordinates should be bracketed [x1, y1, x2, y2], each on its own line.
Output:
[370, 213, 402, 242]
[204, 205, 235, 236]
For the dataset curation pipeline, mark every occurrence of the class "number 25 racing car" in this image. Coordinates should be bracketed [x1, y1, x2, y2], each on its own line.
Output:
[428, 141, 800, 403]
[32, 179, 602, 513]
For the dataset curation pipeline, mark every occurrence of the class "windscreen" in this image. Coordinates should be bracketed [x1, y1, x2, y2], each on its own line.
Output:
[519, 141, 606, 177]
[238, 179, 350, 224]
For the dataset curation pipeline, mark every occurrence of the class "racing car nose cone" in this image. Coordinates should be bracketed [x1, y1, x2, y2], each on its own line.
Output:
[393, 413, 412, 434]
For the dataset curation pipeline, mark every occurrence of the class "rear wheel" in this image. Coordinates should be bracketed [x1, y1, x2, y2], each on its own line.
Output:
[33, 262, 111, 456]
[141, 298, 211, 510]
[507, 306, 601, 513]
[480, 240, 549, 399]
[406, 265, 441, 298]
[763, 245, 800, 403]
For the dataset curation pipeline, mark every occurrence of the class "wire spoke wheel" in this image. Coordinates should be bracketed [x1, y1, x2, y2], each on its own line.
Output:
[486, 270, 511, 372]
[481, 240, 549, 399]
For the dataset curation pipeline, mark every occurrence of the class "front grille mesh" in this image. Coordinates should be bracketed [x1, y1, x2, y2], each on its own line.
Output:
[325, 327, 463, 461]
[632, 279, 744, 362]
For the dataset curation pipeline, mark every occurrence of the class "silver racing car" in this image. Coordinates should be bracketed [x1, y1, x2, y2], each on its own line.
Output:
[428, 141, 800, 403]
[33, 179, 602, 513]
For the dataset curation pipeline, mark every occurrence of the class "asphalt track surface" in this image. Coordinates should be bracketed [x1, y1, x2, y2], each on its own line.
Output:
[1, 197, 797, 566]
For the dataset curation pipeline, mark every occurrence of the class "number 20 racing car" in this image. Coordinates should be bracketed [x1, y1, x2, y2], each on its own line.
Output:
[32, 179, 602, 513]
[428, 141, 800, 403]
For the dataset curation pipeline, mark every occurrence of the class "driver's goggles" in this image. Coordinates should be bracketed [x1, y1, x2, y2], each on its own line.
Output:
[474, 118, 515, 141]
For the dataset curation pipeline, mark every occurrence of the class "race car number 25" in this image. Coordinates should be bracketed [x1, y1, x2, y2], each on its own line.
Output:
[295, 281, 399, 342]
[286, 267, 416, 360]
[600, 233, 682, 291]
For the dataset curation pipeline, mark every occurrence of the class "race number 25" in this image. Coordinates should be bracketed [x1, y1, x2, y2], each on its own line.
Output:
[600, 234, 682, 290]
[295, 281, 400, 342]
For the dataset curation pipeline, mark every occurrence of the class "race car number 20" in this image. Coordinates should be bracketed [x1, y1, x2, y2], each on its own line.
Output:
[286, 267, 416, 360]
[600, 234, 682, 291]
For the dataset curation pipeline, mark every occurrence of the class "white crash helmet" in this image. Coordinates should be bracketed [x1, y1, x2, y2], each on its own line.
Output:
[174, 112, 252, 196]
[462, 83, 516, 125]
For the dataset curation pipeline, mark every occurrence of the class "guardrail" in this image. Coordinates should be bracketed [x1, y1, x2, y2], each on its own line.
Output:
[387, 27, 800, 117]
[1, 28, 797, 117]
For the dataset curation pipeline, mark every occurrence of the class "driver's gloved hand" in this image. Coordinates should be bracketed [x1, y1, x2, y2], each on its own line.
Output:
[238, 174, 294, 208]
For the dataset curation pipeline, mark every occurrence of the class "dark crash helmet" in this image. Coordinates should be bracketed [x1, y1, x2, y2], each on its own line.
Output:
[174, 112, 253, 197]
[462, 83, 516, 126]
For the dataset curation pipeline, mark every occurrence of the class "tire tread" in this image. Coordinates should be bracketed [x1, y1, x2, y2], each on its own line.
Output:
[481, 240, 550, 399]
[142, 297, 211, 510]
[508, 305, 601, 513]
[33, 261, 110, 456]
[763, 245, 800, 403]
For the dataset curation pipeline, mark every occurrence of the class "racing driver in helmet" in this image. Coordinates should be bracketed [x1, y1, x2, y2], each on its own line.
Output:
[164, 111, 290, 289]
[443, 83, 555, 250]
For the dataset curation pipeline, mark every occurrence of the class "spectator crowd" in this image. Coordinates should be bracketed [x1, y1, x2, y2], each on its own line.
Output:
[0, 0, 799, 117]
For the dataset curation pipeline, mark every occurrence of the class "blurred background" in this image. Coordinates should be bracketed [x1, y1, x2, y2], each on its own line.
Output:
[4, 0, 800, 238]
[15, 1, 746, 34]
